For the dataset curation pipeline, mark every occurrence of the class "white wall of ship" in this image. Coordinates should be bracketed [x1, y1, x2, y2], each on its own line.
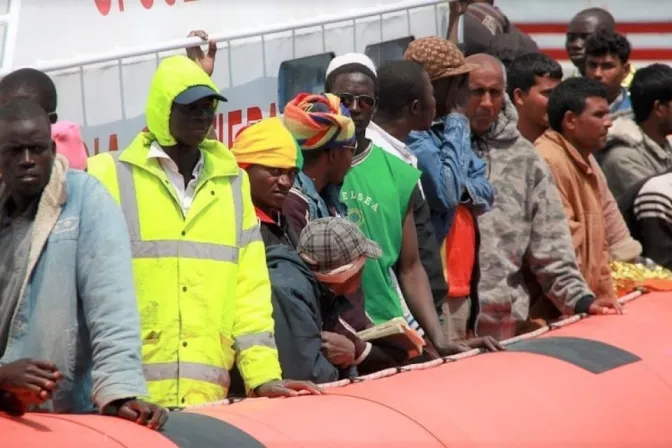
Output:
[5, 0, 668, 153]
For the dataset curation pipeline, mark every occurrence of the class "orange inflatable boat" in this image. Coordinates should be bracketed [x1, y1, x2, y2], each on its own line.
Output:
[3, 291, 672, 447]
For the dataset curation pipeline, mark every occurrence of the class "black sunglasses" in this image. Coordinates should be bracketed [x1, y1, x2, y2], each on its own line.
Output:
[336, 92, 377, 110]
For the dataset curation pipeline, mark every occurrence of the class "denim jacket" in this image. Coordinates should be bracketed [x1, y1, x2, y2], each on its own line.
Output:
[293, 172, 332, 220]
[610, 88, 632, 116]
[0, 155, 147, 413]
[407, 113, 494, 241]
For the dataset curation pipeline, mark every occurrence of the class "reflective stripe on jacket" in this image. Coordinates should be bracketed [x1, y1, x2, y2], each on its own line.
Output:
[88, 138, 281, 407]
[88, 56, 281, 407]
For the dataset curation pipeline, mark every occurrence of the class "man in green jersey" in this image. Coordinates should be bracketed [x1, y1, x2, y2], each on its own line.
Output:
[324, 54, 500, 355]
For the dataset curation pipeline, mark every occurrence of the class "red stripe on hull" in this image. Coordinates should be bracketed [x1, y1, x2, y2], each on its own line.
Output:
[517, 22, 672, 34]
[542, 48, 672, 61]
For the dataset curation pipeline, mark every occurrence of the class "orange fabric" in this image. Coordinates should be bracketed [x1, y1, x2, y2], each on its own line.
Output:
[442, 205, 476, 297]
[616, 279, 672, 297]
[641, 279, 672, 292]
[254, 207, 276, 224]
[535, 130, 615, 300]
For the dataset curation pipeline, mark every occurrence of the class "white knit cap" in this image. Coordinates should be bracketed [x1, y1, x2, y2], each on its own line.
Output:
[326, 53, 377, 77]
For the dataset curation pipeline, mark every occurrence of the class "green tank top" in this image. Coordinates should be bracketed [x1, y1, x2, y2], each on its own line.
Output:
[339, 144, 421, 324]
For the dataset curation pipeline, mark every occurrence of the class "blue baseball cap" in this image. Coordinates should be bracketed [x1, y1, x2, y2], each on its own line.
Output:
[173, 85, 227, 105]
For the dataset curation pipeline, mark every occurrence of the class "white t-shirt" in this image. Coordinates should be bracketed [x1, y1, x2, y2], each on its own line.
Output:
[366, 122, 424, 198]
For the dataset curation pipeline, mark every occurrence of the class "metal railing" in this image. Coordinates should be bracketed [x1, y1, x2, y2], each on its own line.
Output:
[0, 0, 444, 76]
[0, 0, 21, 72]
[7, 0, 446, 133]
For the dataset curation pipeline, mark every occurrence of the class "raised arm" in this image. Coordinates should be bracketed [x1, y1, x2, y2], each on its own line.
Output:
[406, 118, 468, 214]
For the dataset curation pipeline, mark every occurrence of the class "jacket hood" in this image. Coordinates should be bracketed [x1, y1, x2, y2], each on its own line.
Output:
[606, 115, 644, 149]
[485, 94, 521, 145]
[146, 55, 222, 147]
[266, 245, 323, 297]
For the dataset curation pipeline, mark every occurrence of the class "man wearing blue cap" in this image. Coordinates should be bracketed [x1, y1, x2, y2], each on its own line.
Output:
[87, 55, 321, 408]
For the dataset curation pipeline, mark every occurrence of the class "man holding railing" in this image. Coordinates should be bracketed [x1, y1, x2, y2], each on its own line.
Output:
[87, 54, 320, 408]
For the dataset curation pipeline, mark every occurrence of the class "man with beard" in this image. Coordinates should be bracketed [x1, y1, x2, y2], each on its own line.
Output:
[536, 78, 619, 302]
[508, 53, 641, 264]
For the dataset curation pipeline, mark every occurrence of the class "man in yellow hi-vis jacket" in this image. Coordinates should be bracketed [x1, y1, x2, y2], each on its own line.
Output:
[87, 55, 321, 408]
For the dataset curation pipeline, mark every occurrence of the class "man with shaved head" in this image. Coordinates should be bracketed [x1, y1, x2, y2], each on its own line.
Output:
[462, 53, 620, 340]
[566, 8, 616, 77]
[566, 7, 636, 88]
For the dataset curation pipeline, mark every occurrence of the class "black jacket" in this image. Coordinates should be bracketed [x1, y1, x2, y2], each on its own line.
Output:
[410, 186, 449, 315]
[227, 246, 339, 397]
[618, 169, 672, 269]
[260, 216, 299, 249]
[266, 245, 340, 384]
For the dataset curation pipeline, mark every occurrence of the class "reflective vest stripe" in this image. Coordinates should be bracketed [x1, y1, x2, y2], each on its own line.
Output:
[234, 331, 276, 352]
[230, 170, 244, 246]
[110, 151, 255, 258]
[240, 226, 263, 247]
[143, 362, 231, 387]
[130, 240, 238, 262]
[111, 151, 141, 240]
[107, 150, 277, 395]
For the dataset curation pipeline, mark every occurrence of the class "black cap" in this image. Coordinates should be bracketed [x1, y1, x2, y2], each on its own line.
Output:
[173, 85, 227, 105]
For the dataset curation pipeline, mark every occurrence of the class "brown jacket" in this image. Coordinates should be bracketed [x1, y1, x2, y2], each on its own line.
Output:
[535, 130, 615, 300]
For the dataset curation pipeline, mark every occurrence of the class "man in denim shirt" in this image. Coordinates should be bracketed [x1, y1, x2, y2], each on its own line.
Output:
[0, 98, 166, 427]
[405, 37, 494, 342]
[282, 93, 357, 234]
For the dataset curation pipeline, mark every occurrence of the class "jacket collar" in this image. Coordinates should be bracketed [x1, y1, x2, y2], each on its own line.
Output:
[608, 116, 672, 163]
[119, 132, 239, 181]
[9, 154, 70, 323]
[540, 130, 595, 175]
[642, 129, 672, 162]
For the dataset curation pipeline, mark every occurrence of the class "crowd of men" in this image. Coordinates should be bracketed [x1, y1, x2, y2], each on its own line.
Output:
[1, 0, 671, 429]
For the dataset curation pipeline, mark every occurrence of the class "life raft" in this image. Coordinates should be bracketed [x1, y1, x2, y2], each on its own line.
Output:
[3, 290, 672, 447]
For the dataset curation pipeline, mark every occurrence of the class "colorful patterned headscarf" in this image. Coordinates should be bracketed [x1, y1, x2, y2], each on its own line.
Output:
[282, 93, 356, 151]
[232, 117, 303, 169]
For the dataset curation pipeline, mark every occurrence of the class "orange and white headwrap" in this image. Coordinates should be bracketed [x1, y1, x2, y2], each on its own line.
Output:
[282, 93, 356, 151]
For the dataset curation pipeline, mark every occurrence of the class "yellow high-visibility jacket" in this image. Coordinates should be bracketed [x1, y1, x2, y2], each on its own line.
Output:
[87, 55, 281, 408]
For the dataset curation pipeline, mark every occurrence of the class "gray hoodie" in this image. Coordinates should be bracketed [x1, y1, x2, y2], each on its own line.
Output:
[473, 97, 594, 340]
[602, 115, 672, 203]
